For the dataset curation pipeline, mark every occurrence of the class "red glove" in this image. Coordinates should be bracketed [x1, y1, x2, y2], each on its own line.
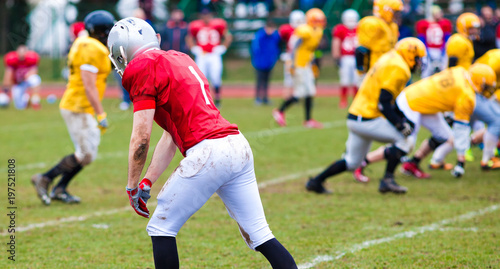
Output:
[126, 178, 152, 218]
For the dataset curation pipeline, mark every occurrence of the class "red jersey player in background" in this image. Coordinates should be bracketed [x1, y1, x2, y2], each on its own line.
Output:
[415, 5, 452, 78]
[108, 17, 297, 268]
[278, 10, 305, 98]
[186, 9, 232, 107]
[2, 45, 41, 109]
[332, 9, 360, 109]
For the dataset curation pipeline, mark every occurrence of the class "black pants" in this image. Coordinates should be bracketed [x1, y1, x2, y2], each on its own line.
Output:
[255, 69, 271, 102]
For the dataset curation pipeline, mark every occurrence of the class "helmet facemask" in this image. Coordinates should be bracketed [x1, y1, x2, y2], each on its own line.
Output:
[108, 45, 128, 77]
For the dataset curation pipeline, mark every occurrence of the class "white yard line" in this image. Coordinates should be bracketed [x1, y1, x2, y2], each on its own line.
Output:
[1, 120, 345, 172]
[298, 204, 500, 269]
[0, 166, 324, 236]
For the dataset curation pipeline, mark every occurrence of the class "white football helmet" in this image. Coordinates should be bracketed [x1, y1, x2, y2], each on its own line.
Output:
[341, 9, 359, 29]
[289, 10, 306, 28]
[107, 17, 160, 76]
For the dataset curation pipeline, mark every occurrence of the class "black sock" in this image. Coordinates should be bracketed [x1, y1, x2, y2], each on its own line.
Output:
[214, 86, 221, 101]
[384, 146, 407, 176]
[54, 164, 83, 191]
[43, 154, 79, 180]
[304, 96, 312, 121]
[151, 236, 179, 269]
[411, 156, 421, 165]
[314, 159, 347, 183]
[279, 97, 298, 112]
[256, 238, 297, 269]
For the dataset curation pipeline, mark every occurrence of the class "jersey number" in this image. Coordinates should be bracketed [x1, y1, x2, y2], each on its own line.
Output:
[188, 66, 211, 105]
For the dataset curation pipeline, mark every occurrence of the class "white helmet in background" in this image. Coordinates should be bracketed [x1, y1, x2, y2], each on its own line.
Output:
[289, 10, 306, 28]
[107, 17, 160, 76]
[341, 9, 359, 29]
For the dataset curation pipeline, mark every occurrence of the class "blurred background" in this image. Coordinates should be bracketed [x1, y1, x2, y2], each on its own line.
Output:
[0, 0, 491, 83]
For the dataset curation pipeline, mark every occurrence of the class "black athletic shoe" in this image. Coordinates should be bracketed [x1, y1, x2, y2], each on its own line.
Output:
[305, 177, 332, 194]
[50, 188, 81, 204]
[31, 174, 51, 205]
[378, 177, 408, 194]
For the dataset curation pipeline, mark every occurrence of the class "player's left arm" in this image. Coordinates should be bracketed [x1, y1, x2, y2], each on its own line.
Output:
[222, 29, 233, 49]
[127, 108, 155, 218]
[144, 130, 177, 185]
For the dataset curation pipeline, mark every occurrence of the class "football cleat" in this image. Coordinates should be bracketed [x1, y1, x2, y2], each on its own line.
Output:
[353, 167, 370, 183]
[464, 148, 475, 161]
[272, 109, 287, 127]
[378, 177, 407, 194]
[401, 162, 431, 179]
[305, 177, 332, 194]
[480, 158, 500, 170]
[31, 174, 51, 205]
[50, 188, 81, 204]
[428, 162, 454, 170]
[303, 119, 323, 129]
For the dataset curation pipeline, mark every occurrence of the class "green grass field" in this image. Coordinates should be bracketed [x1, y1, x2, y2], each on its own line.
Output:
[1, 97, 499, 268]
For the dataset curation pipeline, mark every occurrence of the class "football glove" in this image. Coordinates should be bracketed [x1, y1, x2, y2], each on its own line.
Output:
[97, 112, 108, 134]
[398, 121, 414, 137]
[451, 161, 465, 178]
[126, 178, 152, 218]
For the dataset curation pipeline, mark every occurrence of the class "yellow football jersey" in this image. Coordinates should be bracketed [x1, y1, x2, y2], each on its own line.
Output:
[445, 33, 474, 69]
[404, 67, 476, 122]
[60, 36, 111, 114]
[474, 49, 500, 90]
[357, 16, 399, 69]
[293, 24, 323, 67]
[349, 50, 411, 119]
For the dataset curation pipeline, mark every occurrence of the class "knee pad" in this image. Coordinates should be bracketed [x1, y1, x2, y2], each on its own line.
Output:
[428, 136, 447, 150]
[26, 74, 41, 87]
[75, 152, 95, 166]
[384, 146, 407, 162]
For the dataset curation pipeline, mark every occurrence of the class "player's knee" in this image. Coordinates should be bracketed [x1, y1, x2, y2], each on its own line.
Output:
[345, 157, 362, 171]
[26, 74, 41, 87]
[487, 122, 500, 138]
[238, 222, 274, 250]
[428, 136, 448, 150]
[76, 152, 96, 166]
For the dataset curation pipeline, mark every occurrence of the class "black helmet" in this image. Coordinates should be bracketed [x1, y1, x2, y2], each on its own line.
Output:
[84, 10, 115, 45]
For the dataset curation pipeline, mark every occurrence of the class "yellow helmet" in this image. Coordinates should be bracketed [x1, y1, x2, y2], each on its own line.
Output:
[306, 8, 326, 28]
[395, 37, 427, 71]
[456, 12, 481, 40]
[373, 0, 403, 23]
[469, 63, 497, 98]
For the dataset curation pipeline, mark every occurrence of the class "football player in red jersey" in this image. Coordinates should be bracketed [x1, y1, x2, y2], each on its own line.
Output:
[108, 17, 297, 268]
[332, 9, 360, 108]
[2, 45, 41, 109]
[279, 10, 305, 98]
[415, 5, 452, 77]
[186, 9, 232, 107]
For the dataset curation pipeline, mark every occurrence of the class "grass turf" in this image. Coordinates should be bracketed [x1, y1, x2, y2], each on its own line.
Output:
[0, 97, 499, 268]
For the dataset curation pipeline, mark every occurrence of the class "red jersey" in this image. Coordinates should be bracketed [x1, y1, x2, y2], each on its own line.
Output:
[278, 24, 295, 52]
[416, 19, 452, 49]
[4, 51, 39, 84]
[122, 49, 239, 156]
[332, 24, 357, 56]
[188, 18, 227, 53]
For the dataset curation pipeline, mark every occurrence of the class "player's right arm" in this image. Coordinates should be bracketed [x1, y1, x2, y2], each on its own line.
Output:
[331, 25, 342, 65]
[127, 108, 155, 218]
[81, 69, 104, 115]
[144, 130, 177, 185]
[2, 67, 13, 91]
